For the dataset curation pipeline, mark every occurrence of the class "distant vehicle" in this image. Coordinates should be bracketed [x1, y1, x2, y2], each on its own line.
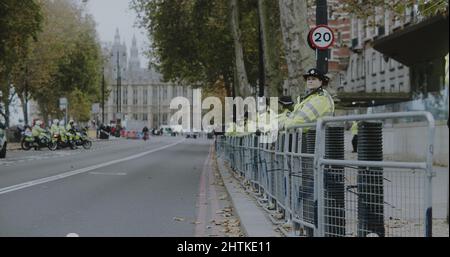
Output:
[185, 128, 199, 139]
[160, 126, 176, 136]
[0, 121, 6, 158]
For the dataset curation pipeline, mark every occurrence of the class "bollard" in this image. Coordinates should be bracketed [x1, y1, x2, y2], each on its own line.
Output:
[357, 121, 385, 237]
[324, 126, 345, 237]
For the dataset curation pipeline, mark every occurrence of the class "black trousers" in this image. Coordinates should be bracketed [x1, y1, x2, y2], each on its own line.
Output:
[352, 135, 358, 153]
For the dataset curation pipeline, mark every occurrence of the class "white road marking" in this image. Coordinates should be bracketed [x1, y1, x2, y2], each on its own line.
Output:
[66, 233, 80, 237]
[0, 140, 184, 196]
[89, 172, 127, 176]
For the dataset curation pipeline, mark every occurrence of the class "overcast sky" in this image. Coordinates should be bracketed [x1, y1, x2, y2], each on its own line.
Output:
[85, 0, 149, 67]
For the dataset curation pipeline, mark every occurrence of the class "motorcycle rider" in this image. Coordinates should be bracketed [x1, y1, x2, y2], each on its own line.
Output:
[58, 120, 68, 143]
[66, 120, 75, 132]
[51, 119, 60, 136]
[66, 120, 76, 143]
[32, 120, 46, 150]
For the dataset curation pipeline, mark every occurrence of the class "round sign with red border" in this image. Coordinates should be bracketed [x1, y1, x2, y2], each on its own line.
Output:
[308, 25, 335, 50]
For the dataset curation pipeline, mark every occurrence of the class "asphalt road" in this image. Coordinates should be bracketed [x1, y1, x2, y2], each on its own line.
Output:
[0, 137, 219, 237]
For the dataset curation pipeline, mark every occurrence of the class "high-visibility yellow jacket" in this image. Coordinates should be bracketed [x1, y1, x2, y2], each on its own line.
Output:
[50, 124, 59, 135]
[277, 109, 292, 130]
[284, 88, 335, 129]
[225, 122, 237, 137]
[32, 125, 45, 137]
[351, 121, 358, 135]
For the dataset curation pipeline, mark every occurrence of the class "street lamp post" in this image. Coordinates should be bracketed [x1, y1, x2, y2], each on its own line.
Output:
[101, 66, 105, 124]
[24, 65, 29, 126]
[116, 50, 121, 115]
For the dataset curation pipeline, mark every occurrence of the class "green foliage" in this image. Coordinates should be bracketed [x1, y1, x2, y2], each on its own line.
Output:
[0, 0, 43, 125]
[341, 0, 448, 19]
[132, 0, 236, 91]
[5, 0, 103, 123]
[68, 88, 92, 122]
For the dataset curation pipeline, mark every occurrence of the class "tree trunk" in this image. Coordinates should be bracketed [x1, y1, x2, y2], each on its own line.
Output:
[0, 80, 12, 127]
[19, 92, 28, 126]
[258, 0, 283, 97]
[278, 0, 314, 98]
[229, 0, 251, 97]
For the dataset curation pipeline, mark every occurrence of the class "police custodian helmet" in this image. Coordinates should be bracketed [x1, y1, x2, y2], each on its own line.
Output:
[303, 68, 329, 82]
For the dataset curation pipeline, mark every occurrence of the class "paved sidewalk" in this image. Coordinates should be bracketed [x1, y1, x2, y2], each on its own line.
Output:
[215, 152, 281, 237]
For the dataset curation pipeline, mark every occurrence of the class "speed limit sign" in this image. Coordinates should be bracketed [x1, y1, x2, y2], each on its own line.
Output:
[308, 25, 335, 50]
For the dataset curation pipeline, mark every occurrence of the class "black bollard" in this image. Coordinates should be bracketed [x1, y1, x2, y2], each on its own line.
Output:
[357, 121, 385, 237]
[324, 126, 345, 237]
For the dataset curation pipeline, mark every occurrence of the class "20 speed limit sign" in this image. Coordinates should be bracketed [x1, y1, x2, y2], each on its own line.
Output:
[308, 25, 335, 50]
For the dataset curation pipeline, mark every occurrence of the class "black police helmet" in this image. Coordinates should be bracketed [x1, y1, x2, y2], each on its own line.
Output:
[303, 68, 328, 82]
[278, 96, 294, 106]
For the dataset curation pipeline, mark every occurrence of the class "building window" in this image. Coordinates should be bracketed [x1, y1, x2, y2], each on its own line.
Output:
[163, 87, 168, 100]
[371, 52, 376, 75]
[133, 113, 138, 120]
[143, 89, 148, 105]
[366, 60, 370, 77]
[328, 5, 333, 19]
[350, 60, 354, 81]
[356, 57, 361, 79]
[162, 113, 168, 124]
[389, 59, 395, 71]
[153, 115, 158, 127]
[380, 55, 385, 73]
[143, 113, 148, 121]
[133, 88, 138, 105]
[390, 84, 395, 92]
[123, 88, 128, 105]
[381, 87, 385, 92]
[153, 86, 158, 101]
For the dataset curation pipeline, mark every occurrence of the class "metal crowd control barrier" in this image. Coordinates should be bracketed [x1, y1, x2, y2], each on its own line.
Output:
[216, 111, 435, 237]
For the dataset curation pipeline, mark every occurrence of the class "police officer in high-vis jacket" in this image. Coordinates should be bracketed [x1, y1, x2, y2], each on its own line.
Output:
[284, 68, 335, 129]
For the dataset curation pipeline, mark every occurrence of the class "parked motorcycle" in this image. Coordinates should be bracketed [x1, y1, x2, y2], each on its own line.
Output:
[21, 129, 56, 151]
[69, 127, 92, 149]
[51, 133, 76, 150]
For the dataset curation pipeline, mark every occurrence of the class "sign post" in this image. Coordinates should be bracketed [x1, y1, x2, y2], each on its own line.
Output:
[59, 97, 68, 124]
[308, 24, 335, 74]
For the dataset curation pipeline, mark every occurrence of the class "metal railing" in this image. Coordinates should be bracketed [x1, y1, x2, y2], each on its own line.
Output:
[216, 111, 435, 237]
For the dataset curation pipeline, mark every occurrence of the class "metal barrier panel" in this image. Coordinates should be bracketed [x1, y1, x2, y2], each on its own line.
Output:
[320, 165, 428, 237]
[315, 111, 435, 237]
[217, 111, 435, 237]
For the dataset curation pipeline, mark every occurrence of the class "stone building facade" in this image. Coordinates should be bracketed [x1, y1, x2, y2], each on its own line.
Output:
[103, 29, 193, 129]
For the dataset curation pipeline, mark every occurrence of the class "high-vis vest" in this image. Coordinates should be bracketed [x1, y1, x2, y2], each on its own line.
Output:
[50, 124, 59, 135]
[351, 121, 358, 136]
[32, 125, 45, 137]
[277, 109, 292, 130]
[284, 88, 335, 129]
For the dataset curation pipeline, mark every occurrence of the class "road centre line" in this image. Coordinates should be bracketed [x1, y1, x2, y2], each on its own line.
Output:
[0, 140, 185, 196]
